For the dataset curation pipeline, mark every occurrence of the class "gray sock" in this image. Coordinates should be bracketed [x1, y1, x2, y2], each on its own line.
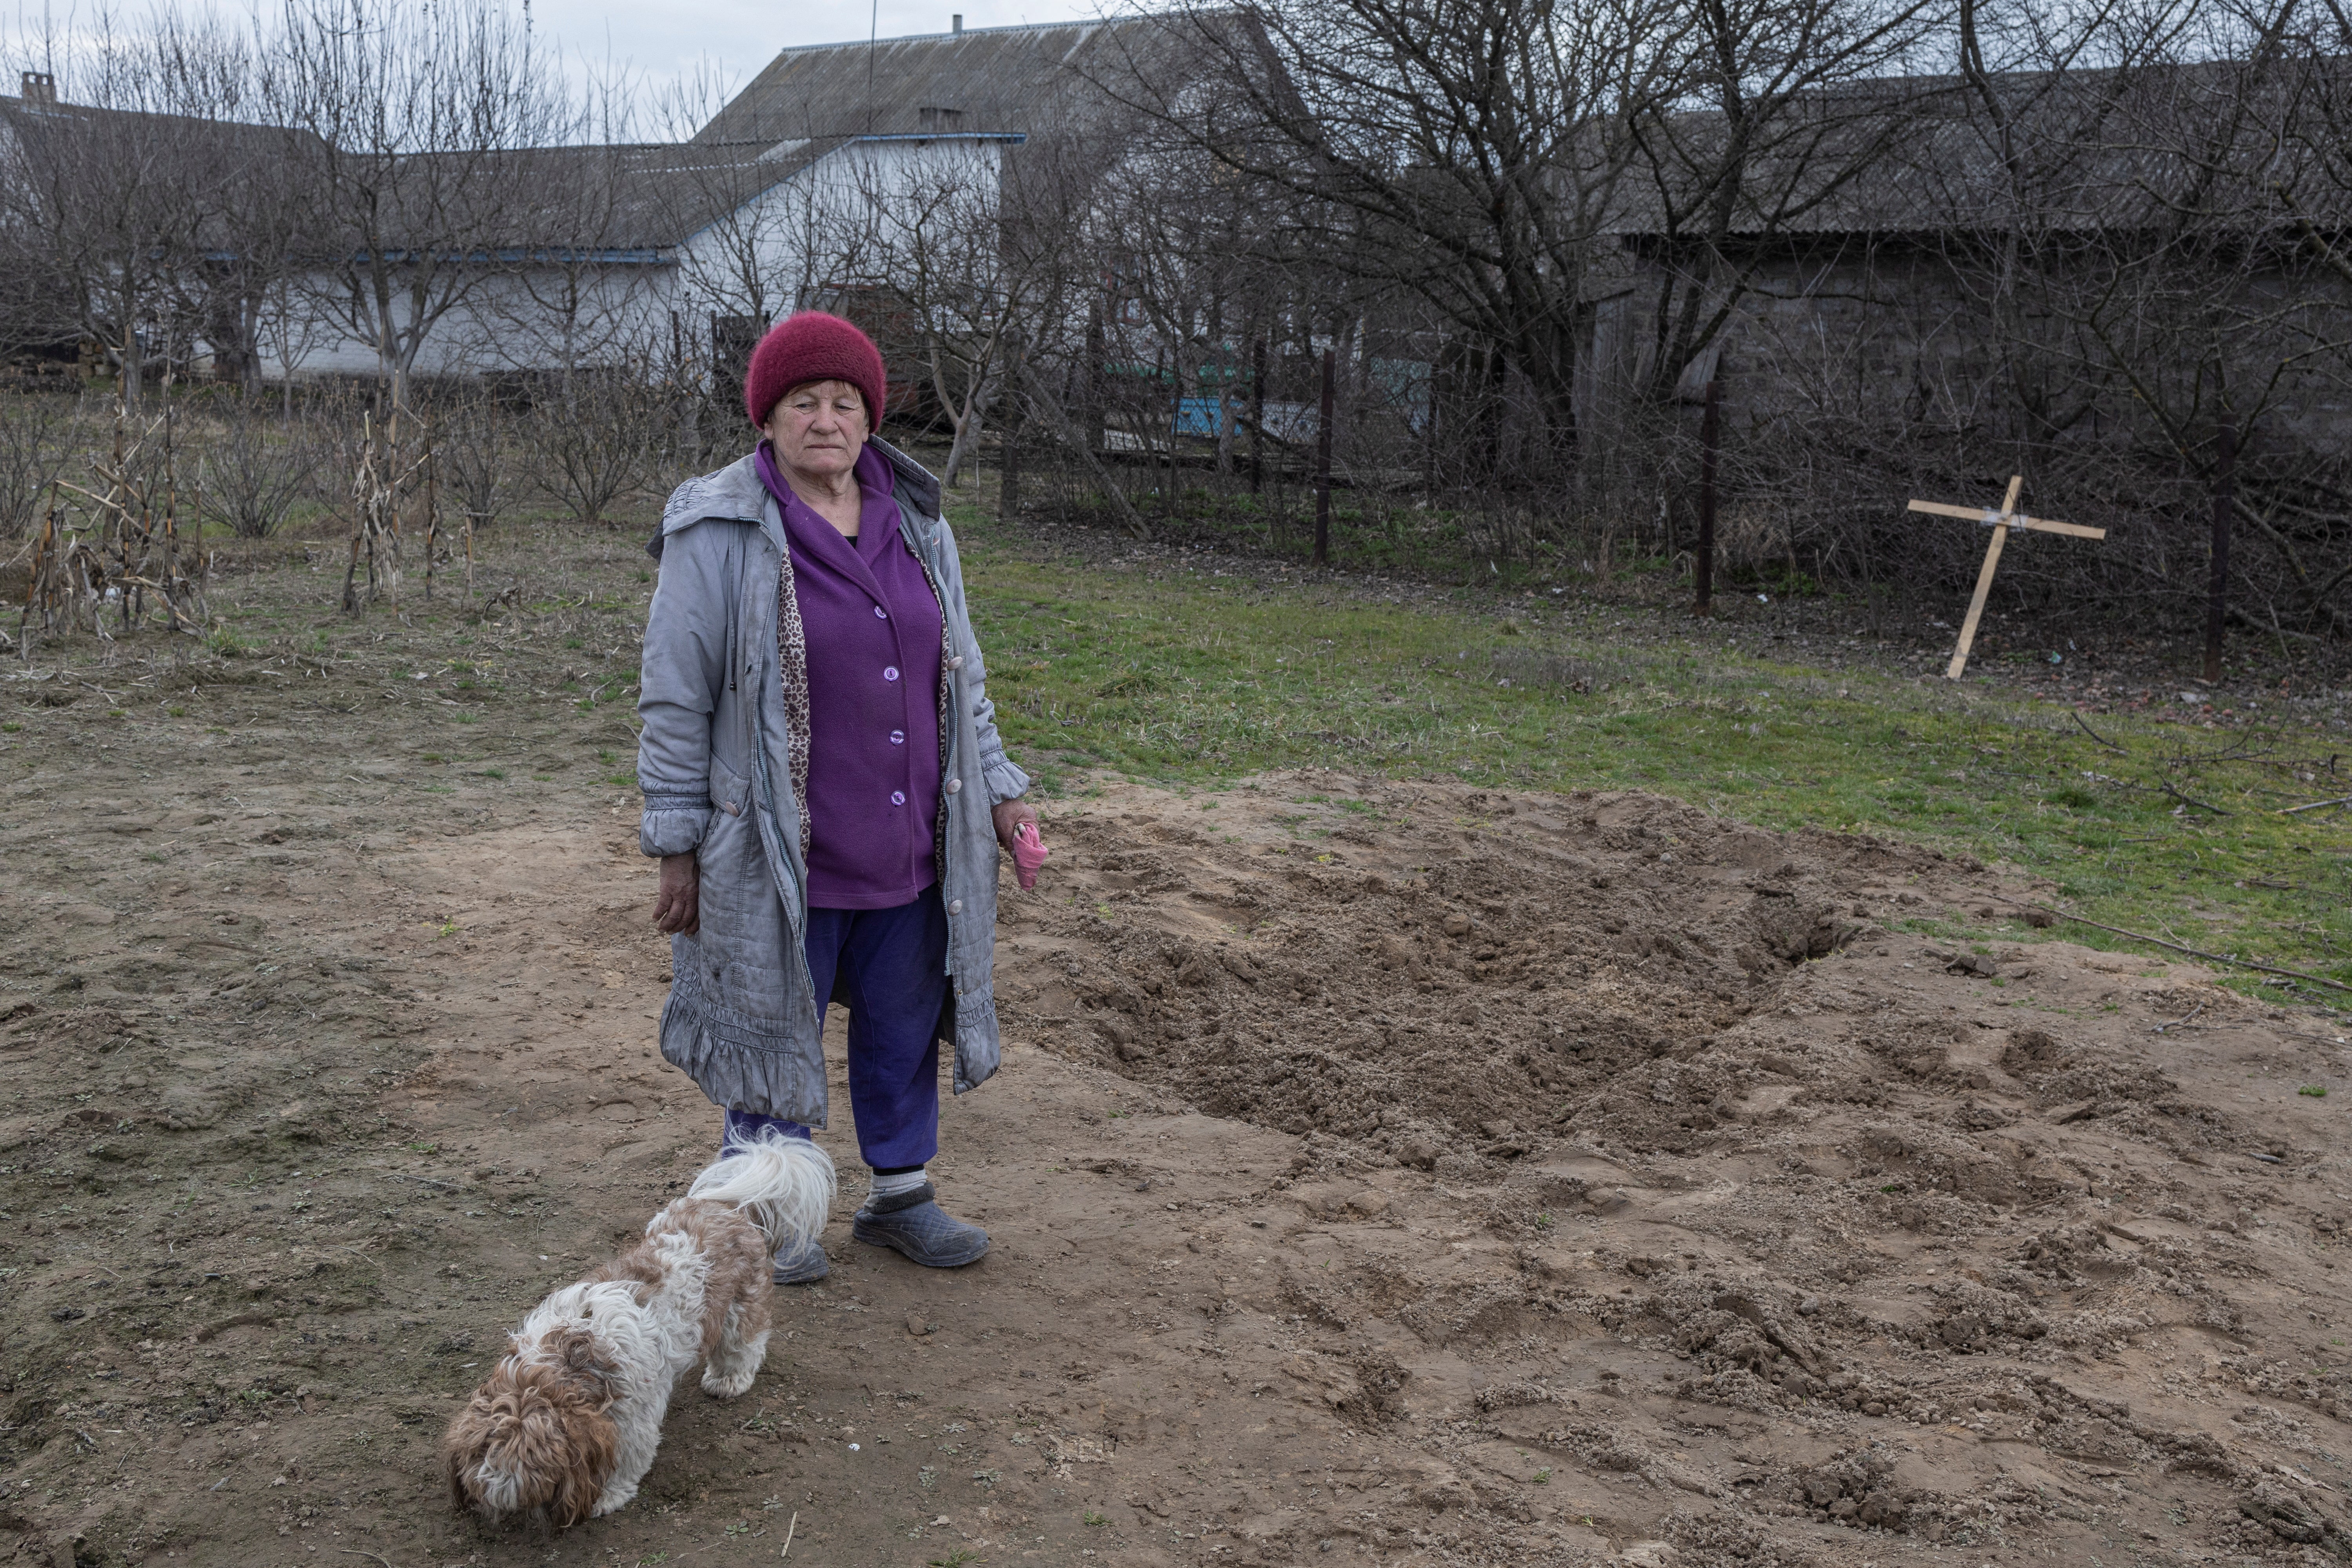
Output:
[869, 1166, 928, 1203]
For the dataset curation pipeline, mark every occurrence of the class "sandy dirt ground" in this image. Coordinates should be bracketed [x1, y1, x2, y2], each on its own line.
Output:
[5, 569, 2352, 1568]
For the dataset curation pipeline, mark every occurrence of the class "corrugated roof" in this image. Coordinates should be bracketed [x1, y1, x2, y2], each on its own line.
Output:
[690, 17, 1174, 145]
[392, 139, 844, 253]
[1609, 56, 2351, 240]
[465, 132, 1021, 252]
[0, 90, 321, 162]
[0, 91, 331, 255]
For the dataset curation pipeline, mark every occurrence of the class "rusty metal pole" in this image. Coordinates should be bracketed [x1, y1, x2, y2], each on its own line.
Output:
[1313, 347, 1335, 567]
[2205, 422, 2234, 685]
[1695, 379, 1719, 615]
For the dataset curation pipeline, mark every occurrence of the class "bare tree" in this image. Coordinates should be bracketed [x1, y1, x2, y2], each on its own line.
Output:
[254, 0, 583, 401]
[0, 10, 263, 403]
[807, 143, 1034, 489]
[1620, 0, 1949, 403]
[0, 390, 80, 539]
[1106, 0, 1680, 451]
[200, 402, 316, 537]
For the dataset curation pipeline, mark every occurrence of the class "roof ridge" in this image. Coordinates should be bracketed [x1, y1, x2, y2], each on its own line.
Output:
[763, 16, 1132, 55]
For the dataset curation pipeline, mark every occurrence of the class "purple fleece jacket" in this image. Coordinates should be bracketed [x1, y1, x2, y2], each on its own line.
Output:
[756, 442, 944, 909]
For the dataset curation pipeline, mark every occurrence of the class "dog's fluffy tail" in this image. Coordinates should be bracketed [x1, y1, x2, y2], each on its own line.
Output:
[684, 1130, 835, 1251]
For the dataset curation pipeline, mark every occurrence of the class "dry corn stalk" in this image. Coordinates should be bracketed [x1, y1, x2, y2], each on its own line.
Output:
[343, 399, 433, 613]
[36, 398, 212, 640]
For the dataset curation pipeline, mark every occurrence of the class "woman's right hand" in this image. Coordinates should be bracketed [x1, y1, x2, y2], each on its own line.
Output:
[654, 853, 701, 936]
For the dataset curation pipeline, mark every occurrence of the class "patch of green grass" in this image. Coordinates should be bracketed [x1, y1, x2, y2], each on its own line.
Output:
[2302, 1085, 2328, 1098]
[946, 501, 2352, 999]
[1081, 1512, 1108, 1527]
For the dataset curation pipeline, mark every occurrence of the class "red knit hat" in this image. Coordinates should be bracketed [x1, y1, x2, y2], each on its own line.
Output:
[743, 311, 887, 429]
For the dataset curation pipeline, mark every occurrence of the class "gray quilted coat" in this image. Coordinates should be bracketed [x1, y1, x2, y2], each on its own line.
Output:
[635, 438, 1030, 1124]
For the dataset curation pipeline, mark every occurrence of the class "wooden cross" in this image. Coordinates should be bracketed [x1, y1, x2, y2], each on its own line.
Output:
[1906, 477, 2107, 680]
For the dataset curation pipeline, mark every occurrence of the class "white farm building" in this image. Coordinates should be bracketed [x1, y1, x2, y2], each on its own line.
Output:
[0, 18, 1170, 399]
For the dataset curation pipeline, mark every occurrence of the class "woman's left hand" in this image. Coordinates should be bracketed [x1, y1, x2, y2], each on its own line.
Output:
[991, 798, 1038, 855]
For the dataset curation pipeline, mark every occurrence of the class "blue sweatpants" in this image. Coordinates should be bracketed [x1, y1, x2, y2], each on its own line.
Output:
[720, 887, 949, 1172]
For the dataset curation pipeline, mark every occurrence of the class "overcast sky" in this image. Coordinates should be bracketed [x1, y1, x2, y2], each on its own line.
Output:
[530, 0, 1115, 108]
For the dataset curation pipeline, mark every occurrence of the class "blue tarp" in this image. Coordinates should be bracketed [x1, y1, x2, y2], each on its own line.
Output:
[1173, 397, 1225, 436]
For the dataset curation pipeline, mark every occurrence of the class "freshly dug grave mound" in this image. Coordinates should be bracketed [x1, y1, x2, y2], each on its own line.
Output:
[1010, 780, 1935, 1156]
[986, 773, 2352, 1563]
[10, 747, 2343, 1568]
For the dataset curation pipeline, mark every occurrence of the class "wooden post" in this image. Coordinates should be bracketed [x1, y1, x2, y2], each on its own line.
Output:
[343, 409, 369, 613]
[1084, 303, 1105, 456]
[1695, 378, 1718, 615]
[2205, 422, 2234, 685]
[1000, 406, 1021, 521]
[1249, 338, 1265, 494]
[1313, 348, 1335, 566]
[1421, 347, 1439, 500]
[1946, 476, 2022, 679]
[160, 395, 178, 632]
[1154, 345, 1171, 519]
[1169, 350, 1184, 518]
[423, 417, 440, 603]
[999, 325, 1021, 521]
[108, 402, 129, 632]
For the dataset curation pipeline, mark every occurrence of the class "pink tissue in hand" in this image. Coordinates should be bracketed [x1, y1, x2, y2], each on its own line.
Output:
[1012, 820, 1050, 890]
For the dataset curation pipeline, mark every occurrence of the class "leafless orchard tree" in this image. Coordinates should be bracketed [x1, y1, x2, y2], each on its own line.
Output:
[1618, 0, 1950, 405]
[0, 10, 271, 403]
[4, 0, 2347, 646]
[810, 143, 1078, 491]
[252, 0, 584, 402]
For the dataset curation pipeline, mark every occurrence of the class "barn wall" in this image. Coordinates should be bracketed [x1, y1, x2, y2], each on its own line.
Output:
[1585, 240, 2352, 456]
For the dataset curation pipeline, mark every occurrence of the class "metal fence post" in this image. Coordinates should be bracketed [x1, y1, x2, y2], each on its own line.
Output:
[1250, 338, 1266, 495]
[1313, 347, 1335, 566]
[1696, 378, 1719, 615]
[2205, 421, 2235, 684]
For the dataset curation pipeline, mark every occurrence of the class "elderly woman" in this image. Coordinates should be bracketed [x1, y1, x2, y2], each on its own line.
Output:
[636, 311, 1037, 1281]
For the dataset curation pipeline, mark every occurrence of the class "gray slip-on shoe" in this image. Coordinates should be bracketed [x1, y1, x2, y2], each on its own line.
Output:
[771, 1232, 831, 1285]
[851, 1183, 988, 1268]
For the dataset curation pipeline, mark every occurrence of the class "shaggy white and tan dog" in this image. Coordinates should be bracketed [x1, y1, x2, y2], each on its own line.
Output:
[441, 1131, 834, 1525]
